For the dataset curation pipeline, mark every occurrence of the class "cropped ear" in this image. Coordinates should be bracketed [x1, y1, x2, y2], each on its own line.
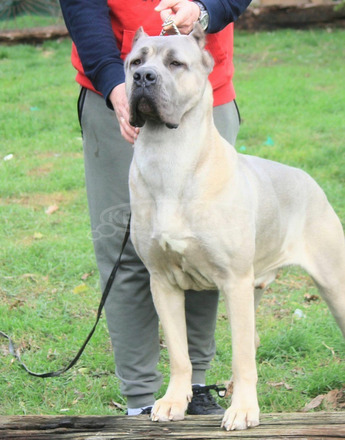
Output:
[133, 27, 149, 45]
[190, 23, 214, 74]
[190, 22, 206, 49]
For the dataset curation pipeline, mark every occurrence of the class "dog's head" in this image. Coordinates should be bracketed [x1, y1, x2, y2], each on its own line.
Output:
[125, 24, 214, 129]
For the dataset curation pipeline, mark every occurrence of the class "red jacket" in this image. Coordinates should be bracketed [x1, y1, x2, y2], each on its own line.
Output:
[71, 0, 235, 107]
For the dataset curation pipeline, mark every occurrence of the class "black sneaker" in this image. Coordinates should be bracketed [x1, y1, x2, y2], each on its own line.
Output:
[126, 406, 152, 415]
[139, 406, 152, 415]
[187, 385, 225, 415]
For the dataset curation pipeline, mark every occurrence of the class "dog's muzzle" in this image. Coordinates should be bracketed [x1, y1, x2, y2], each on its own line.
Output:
[133, 68, 157, 88]
[129, 68, 160, 128]
[129, 67, 178, 130]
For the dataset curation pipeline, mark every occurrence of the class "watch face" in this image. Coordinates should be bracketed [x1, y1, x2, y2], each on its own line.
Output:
[199, 13, 209, 31]
[195, 2, 209, 31]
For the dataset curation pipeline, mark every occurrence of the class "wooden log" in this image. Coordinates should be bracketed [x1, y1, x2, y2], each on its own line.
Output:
[236, 2, 345, 30]
[0, 25, 69, 45]
[0, 412, 344, 439]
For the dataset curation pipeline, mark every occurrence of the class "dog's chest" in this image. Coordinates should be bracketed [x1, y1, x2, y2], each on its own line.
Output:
[151, 231, 218, 291]
[158, 232, 188, 254]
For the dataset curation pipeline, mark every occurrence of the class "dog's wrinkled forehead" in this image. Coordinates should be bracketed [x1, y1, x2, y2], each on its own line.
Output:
[129, 37, 194, 66]
[126, 25, 214, 74]
[132, 40, 188, 65]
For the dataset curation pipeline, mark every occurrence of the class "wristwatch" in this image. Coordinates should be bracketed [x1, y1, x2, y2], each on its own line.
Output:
[193, 1, 209, 31]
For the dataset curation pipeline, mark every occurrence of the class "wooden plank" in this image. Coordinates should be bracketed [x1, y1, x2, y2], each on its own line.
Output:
[0, 412, 344, 439]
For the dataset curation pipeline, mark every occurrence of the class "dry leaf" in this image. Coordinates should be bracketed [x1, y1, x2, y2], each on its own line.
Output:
[81, 271, 93, 280]
[73, 283, 88, 294]
[110, 400, 126, 411]
[45, 204, 59, 215]
[267, 381, 293, 390]
[323, 388, 345, 410]
[303, 389, 345, 412]
[9, 299, 25, 310]
[304, 293, 319, 302]
[302, 394, 325, 412]
[323, 389, 340, 409]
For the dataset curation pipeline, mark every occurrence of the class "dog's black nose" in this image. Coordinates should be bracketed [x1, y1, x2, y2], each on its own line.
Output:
[133, 68, 157, 87]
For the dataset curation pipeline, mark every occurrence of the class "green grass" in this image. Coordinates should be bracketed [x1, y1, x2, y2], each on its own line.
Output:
[1, 29, 345, 416]
[0, 14, 64, 31]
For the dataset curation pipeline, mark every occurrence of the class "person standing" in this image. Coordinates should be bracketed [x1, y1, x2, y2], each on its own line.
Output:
[59, 0, 251, 416]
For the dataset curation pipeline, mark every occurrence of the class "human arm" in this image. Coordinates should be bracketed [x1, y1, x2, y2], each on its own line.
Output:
[59, 0, 125, 105]
[59, 0, 138, 143]
[155, 0, 252, 34]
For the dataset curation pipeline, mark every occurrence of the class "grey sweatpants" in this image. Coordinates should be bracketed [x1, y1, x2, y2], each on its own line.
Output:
[79, 88, 240, 408]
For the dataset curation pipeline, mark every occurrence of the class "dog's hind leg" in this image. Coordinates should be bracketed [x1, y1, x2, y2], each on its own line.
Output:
[301, 206, 345, 338]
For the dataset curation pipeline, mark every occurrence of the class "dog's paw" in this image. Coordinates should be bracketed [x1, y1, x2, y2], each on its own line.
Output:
[151, 397, 187, 422]
[221, 406, 260, 431]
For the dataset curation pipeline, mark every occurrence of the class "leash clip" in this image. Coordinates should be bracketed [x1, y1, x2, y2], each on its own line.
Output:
[212, 384, 227, 398]
[160, 15, 181, 36]
[193, 384, 228, 398]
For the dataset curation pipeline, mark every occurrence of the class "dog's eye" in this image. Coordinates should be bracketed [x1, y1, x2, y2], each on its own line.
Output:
[131, 59, 142, 66]
[170, 60, 184, 68]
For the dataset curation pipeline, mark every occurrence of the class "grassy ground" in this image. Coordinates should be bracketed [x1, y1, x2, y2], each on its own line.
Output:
[0, 28, 344, 416]
[0, 13, 64, 31]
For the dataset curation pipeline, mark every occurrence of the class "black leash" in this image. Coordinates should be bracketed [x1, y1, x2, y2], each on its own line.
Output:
[0, 217, 131, 378]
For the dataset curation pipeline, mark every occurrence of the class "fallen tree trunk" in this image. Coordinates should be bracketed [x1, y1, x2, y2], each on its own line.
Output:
[0, 25, 69, 45]
[236, 2, 345, 30]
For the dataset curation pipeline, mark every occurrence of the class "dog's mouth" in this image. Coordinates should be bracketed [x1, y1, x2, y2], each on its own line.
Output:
[137, 97, 155, 115]
[129, 90, 179, 130]
[129, 91, 160, 128]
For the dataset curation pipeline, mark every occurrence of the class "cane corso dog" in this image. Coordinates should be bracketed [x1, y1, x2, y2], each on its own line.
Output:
[125, 25, 345, 430]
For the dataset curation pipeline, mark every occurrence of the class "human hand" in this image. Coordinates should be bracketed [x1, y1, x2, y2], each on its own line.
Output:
[109, 83, 139, 144]
[155, 0, 200, 35]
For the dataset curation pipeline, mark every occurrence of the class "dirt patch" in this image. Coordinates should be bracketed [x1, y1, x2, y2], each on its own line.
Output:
[27, 163, 55, 177]
[0, 191, 80, 211]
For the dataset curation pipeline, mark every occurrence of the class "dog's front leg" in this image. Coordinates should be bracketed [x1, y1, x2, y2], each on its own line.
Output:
[150, 276, 192, 422]
[221, 273, 260, 431]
